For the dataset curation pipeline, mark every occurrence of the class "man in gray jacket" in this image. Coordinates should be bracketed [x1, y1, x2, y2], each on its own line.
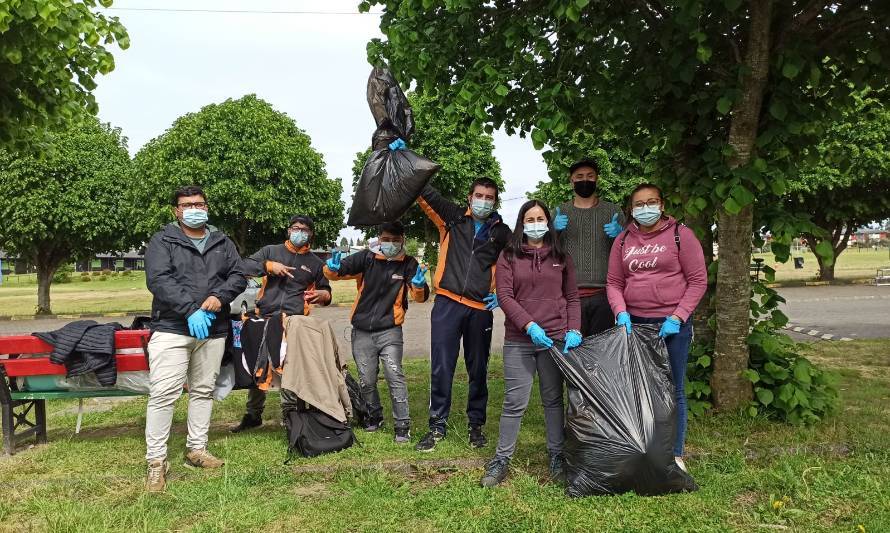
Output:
[143, 185, 246, 492]
[553, 158, 626, 336]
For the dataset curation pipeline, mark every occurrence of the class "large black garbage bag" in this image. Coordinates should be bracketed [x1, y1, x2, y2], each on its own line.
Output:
[347, 67, 440, 227]
[550, 325, 698, 497]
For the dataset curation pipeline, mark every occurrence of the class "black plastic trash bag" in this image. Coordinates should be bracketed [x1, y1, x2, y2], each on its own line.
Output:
[549, 325, 698, 497]
[347, 67, 440, 227]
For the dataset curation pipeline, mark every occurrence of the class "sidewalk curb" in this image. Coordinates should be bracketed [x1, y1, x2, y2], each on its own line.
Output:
[766, 278, 875, 289]
[783, 323, 853, 342]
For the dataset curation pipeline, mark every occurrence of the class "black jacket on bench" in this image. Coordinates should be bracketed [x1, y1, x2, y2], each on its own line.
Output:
[34, 320, 122, 386]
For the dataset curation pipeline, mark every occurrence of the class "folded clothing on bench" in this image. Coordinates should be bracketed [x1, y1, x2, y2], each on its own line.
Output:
[33, 320, 123, 386]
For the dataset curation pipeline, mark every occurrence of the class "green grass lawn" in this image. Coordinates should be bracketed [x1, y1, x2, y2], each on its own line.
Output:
[1, 340, 888, 531]
[0, 273, 358, 316]
[754, 248, 890, 283]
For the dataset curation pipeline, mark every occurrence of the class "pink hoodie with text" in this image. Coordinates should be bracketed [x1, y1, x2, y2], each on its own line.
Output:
[606, 216, 707, 322]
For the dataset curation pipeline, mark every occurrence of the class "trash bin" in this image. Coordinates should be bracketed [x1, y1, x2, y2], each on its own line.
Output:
[793, 257, 804, 269]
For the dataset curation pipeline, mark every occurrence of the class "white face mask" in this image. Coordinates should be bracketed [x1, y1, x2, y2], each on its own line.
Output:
[523, 221, 548, 240]
[471, 198, 495, 218]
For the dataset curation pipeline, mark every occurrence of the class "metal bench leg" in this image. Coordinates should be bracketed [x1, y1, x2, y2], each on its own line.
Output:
[75, 399, 83, 435]
[2, 400, 13, 456]
[35, 399, 47, 443]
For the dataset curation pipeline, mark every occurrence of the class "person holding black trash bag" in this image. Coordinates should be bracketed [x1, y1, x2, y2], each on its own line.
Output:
[605, 183, 707, 473]
[411, 177, 512, 452]
[323, 220, 429, 444]
[229, 215, 332, 433]
[553, 158, 626, 337]
[479, 200, 582, 488]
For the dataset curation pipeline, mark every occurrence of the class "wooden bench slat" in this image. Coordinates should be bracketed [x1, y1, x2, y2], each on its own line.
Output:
[0, 330, 149, 355]
[10, 390, 141, 400]
[1, 353, 149, 377]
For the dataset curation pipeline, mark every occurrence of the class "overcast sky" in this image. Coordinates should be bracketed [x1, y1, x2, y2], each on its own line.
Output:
[94, 0, 547, 240]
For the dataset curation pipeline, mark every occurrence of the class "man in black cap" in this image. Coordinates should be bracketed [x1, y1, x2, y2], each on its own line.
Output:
[553, 158, 626, 336]
[230, 215, 332, 432]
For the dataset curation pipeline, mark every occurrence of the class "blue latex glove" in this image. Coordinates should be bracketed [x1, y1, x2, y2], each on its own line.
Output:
[604, 213, 624, 238]
[389, 138, 406, 151]
[659, 316, 682, 337]
[553, 207, 568, 232]
[483, 292, 499, 311]
[616, 311, 632, 335]
[411, 265, 428, 287]
[527, 322, 553, 348]
[187, 310, 211, 340]
[563, 330, 582, 353]
[326, 249, 342, 271]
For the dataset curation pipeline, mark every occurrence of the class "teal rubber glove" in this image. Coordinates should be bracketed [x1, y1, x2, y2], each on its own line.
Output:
[187, 310, 211, 340]
[659, 316, 681, 337]
[527, 322, 553, 348]
[604, 213, 624, 238]
[483, 292, 499, 311]
[563, 330, 582, 353]
[553, 207, 568, 232]
[616, 312, 632, 335]
[411, 265, 428, 287]
[389, 138, 406, 151]
[326, 249, 342, 271]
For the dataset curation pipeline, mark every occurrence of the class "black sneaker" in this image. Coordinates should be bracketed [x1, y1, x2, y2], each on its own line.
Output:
[230, 414, 262, 433]
[549, 452, 566, 484]
[480, 457, 510, 487]
[469, 426, 487, 448]
[415, 430, 444, 452]
[394, 427, 410, 444]
[362, 419, 382, 432]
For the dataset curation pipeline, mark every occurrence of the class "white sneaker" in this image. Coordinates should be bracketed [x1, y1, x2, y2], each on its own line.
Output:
[674, 456, 688, 472]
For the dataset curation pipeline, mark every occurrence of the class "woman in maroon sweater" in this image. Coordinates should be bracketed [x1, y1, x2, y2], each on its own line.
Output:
[480, 200, 582, 488]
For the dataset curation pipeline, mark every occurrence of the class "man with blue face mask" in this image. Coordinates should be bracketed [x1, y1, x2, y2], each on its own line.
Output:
[414, 178, 512, 452]
[229, 215, 332, 433]
[324, 220, 429, 443]
[144, 185, 247, 492]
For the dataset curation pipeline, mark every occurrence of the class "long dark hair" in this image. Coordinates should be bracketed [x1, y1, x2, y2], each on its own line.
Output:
[503, 200, 565, 262]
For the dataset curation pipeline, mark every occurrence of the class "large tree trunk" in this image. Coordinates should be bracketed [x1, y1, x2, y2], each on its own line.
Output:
[711, 0, 772, 410]
[810, 224, 853, 282]
[35, 262, 58, 315]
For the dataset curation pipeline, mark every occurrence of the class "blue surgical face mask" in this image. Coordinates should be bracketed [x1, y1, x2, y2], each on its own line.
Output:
[289, 230, 309, 247]
[523, 221, 548, 240]
[632, 205, 662, 226]
[380, 241, 403, 259]
[182, 208, 208, 229]
[471, 198, 495, 219]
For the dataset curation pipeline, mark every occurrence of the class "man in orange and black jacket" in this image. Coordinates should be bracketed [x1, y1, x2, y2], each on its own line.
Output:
[414, 178, 511, 452]
[229, 215, 332, 432]
[324, 221, 429, 444]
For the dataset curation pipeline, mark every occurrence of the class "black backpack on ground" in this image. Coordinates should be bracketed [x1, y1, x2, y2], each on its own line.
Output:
[284, 401, 355, 459]
[344, 371, 375, 428]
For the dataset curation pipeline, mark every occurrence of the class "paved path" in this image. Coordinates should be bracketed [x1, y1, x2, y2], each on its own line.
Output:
[1, 286, 886, 352]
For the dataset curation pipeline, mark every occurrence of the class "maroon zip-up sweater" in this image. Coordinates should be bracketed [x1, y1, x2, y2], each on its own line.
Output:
[496, 244, 582, 343]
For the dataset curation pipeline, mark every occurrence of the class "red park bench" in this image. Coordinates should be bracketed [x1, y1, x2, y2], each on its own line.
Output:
[0, 329, 150, 455]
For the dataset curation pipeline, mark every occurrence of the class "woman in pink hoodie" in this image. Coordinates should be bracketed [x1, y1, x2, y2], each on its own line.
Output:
[606, 183, 707, 472]
[480, 200, 582, 489]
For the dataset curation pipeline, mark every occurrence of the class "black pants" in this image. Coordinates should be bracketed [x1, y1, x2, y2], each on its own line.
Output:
[428, 295, 493, 434]
[580, 291, 615, 337]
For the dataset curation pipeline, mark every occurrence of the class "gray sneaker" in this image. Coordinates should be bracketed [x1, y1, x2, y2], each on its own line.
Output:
[394, 427, 411, 444]
[549, 452, 566, 484]
[480, 457, 510, 488]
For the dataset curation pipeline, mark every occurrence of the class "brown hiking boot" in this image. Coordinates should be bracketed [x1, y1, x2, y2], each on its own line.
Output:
[146, 459, 170, 492]
[184, 448, 225, 469]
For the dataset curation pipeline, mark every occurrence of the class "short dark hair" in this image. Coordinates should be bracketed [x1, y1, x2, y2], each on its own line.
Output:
[288, 215, 315, 233]
[378, 220, 405, 237]
[569, 158, 600, 176]
[468, 177, 500, 202]
[171, 185, 206, 206]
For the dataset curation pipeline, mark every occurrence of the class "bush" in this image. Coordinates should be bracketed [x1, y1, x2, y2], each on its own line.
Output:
[80, 274, 92, 282]
[91, 271, 101, 276]
[98, 275, 108, 281]
[101, 269, 112, 275]
[121, 269, 132, 277]
[110, 271, 119, 277]
[52, 264, 74, 284]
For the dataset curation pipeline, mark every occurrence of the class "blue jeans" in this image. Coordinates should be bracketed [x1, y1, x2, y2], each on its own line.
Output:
[630, 315, 693, 456]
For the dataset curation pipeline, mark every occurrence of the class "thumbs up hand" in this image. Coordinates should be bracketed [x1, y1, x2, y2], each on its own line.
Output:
[604, 212, 623, 238]
[553, 207, 569, 232]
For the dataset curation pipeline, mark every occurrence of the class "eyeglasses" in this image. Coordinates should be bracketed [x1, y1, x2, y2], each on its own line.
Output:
[178, 202, 208, 209]
[632, 198, 661, 209]
[288, 225, 310, 232]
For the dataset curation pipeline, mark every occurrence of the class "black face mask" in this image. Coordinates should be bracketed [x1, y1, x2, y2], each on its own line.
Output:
[573, 180, 597, 198]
